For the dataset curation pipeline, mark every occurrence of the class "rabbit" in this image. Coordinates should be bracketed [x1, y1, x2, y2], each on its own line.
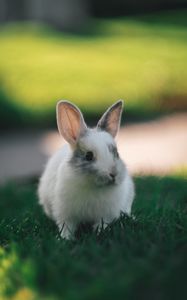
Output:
[38, 100, 135, 239]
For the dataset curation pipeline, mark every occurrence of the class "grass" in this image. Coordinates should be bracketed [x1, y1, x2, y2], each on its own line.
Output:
[0, 10, 187, 127]
[0, 175, 186, 300]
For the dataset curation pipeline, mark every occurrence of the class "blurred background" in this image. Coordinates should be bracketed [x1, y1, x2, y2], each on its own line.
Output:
[0, 0, 187, 183]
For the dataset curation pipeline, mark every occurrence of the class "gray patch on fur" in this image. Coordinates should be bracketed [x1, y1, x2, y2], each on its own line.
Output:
[108, 144, 119, 159]
[69, 145, 96, 173]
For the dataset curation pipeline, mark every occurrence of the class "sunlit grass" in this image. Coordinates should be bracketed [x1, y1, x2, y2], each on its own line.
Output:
[172, 166, 187, 179]
[0, 247, 36, 299]
[0, 10, 187, 121]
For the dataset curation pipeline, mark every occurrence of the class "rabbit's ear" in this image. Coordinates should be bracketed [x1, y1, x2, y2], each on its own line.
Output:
[57, 101, 87, 145]
[97, 100, 123, 138]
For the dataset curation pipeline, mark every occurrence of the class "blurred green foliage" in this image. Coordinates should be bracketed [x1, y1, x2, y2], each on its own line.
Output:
[93, 0, 187, 16]
[0, 10, 187, 128]
[0, 175, 186, 299]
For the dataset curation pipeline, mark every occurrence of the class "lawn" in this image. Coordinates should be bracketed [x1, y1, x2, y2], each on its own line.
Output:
[0, 176, 186, 300]
[0, 10, 187, 127]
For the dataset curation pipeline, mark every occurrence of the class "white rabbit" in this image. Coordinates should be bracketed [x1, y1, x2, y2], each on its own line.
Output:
[38, 100, 135, 239]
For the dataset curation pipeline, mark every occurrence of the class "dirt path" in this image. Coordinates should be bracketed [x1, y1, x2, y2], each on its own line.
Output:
[117, 113, 187, 174]
[0, 113, 187, 184]
[42, 112, 187, 175]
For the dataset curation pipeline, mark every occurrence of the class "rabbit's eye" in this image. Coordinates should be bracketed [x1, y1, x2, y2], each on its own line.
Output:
[85, 151, 94, 161]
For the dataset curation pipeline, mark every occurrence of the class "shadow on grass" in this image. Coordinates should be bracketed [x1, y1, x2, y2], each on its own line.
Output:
[0, 82, 57, 130]
[0, 175, 186, 299]
[0, 84, 25, 130]
[23, 9, 187, 38]
[134, 9, 187, 28]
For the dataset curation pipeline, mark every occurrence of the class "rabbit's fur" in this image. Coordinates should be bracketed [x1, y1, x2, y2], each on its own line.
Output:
[38, 100, 135, 239]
